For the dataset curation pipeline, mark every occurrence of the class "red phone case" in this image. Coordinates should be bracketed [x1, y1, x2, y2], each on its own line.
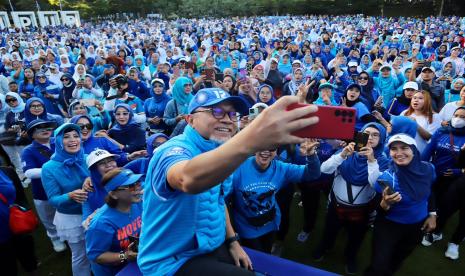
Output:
[286, 103, 356, 140]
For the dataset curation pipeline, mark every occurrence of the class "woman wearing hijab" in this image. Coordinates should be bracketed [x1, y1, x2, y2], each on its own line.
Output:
[60, 73, 77, 113]
[144, 79, 171, 134]
[256, 84, 276, 105]
[41, 123, 91, 276]
[317, 123, 389, 274]
[357, 71, 380, 110]
[366, 134, 436, 276]
[59, 55, 74, 75]
[283, 68, 305, 96]
[134, 55, 151, 81]
[443, 77, 464, 104]
[163, 77, 193, 130]
[85, 168, 143, 276]
[373, 65, 406, 108]
[18, 67, 36, 100]
[386, 81, 418, 116]
[33, 72, 63, 116]
[421, 107, 465, 254]
[342, 84, 377, 131]
[3, 92, 28, 180]
[108, 104, 146, 154]
[278, 53, 292, 75]
[24, 97, 64, 125]
[314, 83, 337, 106]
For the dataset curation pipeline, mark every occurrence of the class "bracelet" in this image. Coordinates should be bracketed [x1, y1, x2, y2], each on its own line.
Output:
[119, 251, 127, 263]
[225, 233, 240, 246]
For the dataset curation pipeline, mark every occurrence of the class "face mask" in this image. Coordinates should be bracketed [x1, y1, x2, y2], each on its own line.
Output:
[451, 117, 465, 128]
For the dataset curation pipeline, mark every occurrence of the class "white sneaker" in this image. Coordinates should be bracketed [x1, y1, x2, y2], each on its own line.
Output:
[422, 233, 443, 246]
[297, 231, 310, 242]
[51, 239, 67, 252]
[445, 243, 459, 260]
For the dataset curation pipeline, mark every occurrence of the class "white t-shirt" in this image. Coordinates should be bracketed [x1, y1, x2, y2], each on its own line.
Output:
[439, 101, 464, 122]
[400, 111, 442, 153]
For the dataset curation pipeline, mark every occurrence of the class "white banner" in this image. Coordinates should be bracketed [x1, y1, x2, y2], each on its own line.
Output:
[0, 11, 80, 28]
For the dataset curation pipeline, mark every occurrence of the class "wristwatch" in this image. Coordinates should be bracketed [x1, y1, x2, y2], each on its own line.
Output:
[225, 233, 240, 246]
[119, 251, 128, 263]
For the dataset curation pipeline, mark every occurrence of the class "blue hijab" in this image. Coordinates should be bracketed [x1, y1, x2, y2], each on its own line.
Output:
[257, 84, 276, 105]
[171, 77, 193, 114]
[51, 123, 88, 179]
[24, 97, 47, 123]
[150, 80, 171, 103]
[339, 123, 390, 186]
[389, 116, 417, 139]
[391, 144, 434, 201]
[146, 133, 169, 158]
[112, 103, 138, 130]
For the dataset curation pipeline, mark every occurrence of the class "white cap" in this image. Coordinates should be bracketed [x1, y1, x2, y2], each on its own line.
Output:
[151, 78, 165, 86]
[403, 81, 419, 90]
[380, 65, 392, 71]
[387, 134, 417, 148]
[292, 60, 302, 65]
[348, 61, 358, 67]
[86, 149, 119, 168]
[451, 46, 462, 52]
[270, 57, 279, 64]
[421, 67, 436, 73]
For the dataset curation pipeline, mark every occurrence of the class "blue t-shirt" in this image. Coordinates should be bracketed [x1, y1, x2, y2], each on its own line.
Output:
[231, 157, 305, 239]
[86, 203, 142, 276]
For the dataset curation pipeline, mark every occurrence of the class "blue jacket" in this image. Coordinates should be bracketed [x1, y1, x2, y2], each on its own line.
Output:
[138, 126, 230, 275]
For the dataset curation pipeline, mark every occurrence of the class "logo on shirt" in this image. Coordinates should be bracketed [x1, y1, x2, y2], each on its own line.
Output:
[166, 147, 187, 156]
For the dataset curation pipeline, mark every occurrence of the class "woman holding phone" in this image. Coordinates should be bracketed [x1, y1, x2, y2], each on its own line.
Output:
[366, 134, 436, 276]
[316, 123, 389, 274]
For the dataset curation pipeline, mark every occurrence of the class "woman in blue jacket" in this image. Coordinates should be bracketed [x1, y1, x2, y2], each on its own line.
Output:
[230, 139, 320, 253]
[366, 134, 436, 276]
[33, 72, 63, 116]
[24, 97, 64, 125]
[421, 107, 465, 251]
[41, 123, 91, 276]
[108, 104, 146, 154]
[144, 78, 171, 134]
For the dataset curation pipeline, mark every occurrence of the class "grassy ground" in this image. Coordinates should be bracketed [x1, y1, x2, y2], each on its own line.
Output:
[21, 189, 465, 276]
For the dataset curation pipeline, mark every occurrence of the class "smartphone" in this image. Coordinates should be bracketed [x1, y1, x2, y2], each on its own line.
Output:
[286, 103, 356, 140]
[423, 60, 431, 68]
[378, 179, 394, 195]
[215, 73, 224, 82]
[202, 69, 215, 81]
[246, 63, 253, 73]
[354, 132, 369, 152]
[239, 69, 247, 81]
[128, 236, 139, 252]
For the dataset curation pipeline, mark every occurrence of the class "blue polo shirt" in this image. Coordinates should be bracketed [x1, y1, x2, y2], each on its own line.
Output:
[21, 140, 55, 200]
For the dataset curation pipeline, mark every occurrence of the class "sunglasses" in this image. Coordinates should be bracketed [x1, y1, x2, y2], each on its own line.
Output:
[61, 78, 69, 81]
[193, 107, 239, 121]
[358, 77, 368, 80]
[36, 127, 54, 133]
[78, 123, 93, 130]
[6, 98, 17, 103]
[38, 76, 46, 79]
[116, 181, 141, 192]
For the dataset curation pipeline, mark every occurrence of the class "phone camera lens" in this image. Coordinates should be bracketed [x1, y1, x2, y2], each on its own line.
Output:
[335, 110, 341, 117]
[341, 111, 348, 117]
[348, 111, 354, 117]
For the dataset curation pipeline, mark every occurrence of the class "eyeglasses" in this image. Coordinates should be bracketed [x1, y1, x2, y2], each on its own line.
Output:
[61, 78, 69, 81]
[358, 77, 368, 80]
[30, 104, 44, 110]
[38, 76, 46, 79]
[116, 181, 141, 192]
[96, 158, 115, 167]
[77, 123, 93, 130]
[183, 83, 193, 87]
[364, 132, 380, 138]
[115, 112, 130, 116]
[5, 98, 17, 103]
[193, 107, 240, 121]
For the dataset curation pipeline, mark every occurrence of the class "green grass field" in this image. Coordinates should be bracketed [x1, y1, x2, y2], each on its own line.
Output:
[22, 189, 465, 276]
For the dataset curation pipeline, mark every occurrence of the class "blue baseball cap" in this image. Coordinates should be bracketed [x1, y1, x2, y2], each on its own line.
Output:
[188, 88, 248, 115]
[104, 169, 143, 193]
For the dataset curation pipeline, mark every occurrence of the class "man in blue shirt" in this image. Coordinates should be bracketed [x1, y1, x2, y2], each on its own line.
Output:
[138, 88, 320, 275]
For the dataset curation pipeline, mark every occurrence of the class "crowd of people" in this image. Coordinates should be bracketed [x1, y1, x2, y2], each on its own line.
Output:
[1, 14, 465, 276]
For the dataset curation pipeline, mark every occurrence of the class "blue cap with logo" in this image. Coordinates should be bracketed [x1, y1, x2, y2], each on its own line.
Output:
[104, 169, 143, 193]
[188, 88, 248, 115]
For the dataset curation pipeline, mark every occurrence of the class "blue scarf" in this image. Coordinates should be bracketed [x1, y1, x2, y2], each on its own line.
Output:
[51, 123, 89, 179]
[146, 133, 169, 158]
[151, 82, 171, 103]
[112, 103, 139, 131]
[257, 84, 276, 105]
[392, 145, 433, 201]
[24, 97, 48, 123]
[389, 116, 417, 139]
[171, 77, 193, 114]
[339, 123, 390, 186]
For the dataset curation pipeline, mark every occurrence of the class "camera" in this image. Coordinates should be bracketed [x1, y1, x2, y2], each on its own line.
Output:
[110, 74, 128, 88]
